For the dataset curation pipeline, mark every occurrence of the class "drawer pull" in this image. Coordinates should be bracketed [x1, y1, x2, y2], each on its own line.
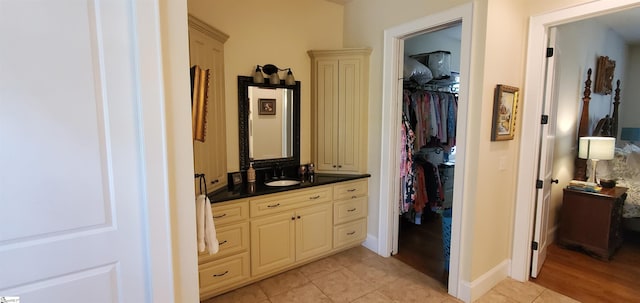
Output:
[347, 208, 356, 212]
[213, 213, 227, 219]
[347, 231, 356, 235]
[212, 270, 229, 277]
[347, 188, 357, 192]
[267, 203, 281, 208]
[309, 195, 320, 200]
[218, 240, 227, 245]
[211, 179, 219, 184]
[351, 196, 357, 199]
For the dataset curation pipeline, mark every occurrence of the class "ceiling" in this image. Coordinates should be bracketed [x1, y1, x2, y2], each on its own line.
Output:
[591, 7, 640, 44]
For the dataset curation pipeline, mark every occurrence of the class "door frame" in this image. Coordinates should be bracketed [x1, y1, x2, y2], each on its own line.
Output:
[378, 3, 473, 298]
[511, 0, 640, 281]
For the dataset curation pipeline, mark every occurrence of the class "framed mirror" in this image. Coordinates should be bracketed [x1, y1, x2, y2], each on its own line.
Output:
[238, 76, 300, 170]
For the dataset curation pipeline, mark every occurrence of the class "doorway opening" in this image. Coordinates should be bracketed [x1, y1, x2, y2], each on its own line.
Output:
[392, 24, 462, 288]
[513, 1, 640, 301]
[378, 3, 473, 298]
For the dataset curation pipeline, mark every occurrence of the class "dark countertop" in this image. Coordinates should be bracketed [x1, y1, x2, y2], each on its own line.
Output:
[207, 173, 371, 203]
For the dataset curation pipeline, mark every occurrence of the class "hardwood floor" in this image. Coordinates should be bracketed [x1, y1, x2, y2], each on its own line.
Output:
[532, 230, 640, 303]
[392, 211, 449, 287]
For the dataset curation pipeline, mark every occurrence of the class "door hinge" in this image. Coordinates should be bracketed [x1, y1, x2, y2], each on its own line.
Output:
[536, 179, 543, 189]
[546, 47, 554, 58]
[541, 115, 549, 125]
[532, 241, 539, 251]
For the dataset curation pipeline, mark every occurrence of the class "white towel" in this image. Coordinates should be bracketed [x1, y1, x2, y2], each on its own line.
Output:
[203, 195, 219, 254]
[196, 194, 206, 252]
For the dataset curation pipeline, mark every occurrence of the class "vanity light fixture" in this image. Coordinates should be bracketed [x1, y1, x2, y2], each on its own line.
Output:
[253, 64, 296, 85]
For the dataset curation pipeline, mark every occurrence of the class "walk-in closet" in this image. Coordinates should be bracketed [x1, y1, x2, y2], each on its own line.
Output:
[393, 23, 462, 288]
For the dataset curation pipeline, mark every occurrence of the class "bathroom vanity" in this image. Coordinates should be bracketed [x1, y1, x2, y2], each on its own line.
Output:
[198, 174, 369, 300]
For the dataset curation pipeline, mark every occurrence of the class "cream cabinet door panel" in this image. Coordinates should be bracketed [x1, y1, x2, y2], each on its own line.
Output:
[189, 16, 228, 192]
[250, 212, 296, 276]
[314, 59, 340, 172]
[295, 203, 333, 261]
[337, 59, 362, 172]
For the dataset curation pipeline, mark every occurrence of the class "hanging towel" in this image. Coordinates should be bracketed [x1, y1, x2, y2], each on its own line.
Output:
[204, 195, 219, 254]
[196, 194, 206, 252]
[196, 194, 219, 254]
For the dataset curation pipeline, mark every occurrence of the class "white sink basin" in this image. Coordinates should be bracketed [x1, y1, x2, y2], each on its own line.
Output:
[265, 179, 301, 187]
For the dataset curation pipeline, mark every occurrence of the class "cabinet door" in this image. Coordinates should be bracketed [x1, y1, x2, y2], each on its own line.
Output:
[296, 203, 333, 261]
[314, 59, 340, 171]
[189, 19, 228, 192]
[250, 212, 296, 276]
[337, 58, 363, 172]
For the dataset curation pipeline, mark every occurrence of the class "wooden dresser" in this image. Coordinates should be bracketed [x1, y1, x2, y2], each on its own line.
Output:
[558, 186, 627, 260]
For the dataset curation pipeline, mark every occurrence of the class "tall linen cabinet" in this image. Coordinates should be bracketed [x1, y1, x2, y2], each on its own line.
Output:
[189, 15, 228, 192]
[308, 49, 371, 173]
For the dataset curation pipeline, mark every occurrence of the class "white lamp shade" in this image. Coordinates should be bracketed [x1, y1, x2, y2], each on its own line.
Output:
[578, 137, 615, 160]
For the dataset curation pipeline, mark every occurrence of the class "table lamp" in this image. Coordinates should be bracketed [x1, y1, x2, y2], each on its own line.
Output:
[578, 136, 615, 184]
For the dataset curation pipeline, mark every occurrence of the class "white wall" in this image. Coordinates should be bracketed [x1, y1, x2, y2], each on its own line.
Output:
[621, 44, 640, 129]
[549, 18, 628, 235]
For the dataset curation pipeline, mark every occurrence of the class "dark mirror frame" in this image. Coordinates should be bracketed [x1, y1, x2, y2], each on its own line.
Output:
[238, 76, 300, 171]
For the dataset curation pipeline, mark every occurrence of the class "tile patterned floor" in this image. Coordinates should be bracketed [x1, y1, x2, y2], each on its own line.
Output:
[202, 246, 579, 303]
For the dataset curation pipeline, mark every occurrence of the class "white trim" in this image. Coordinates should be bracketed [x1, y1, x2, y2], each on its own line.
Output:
[362, 234, 378, 252]
[512, 0, 640, 282]
[458, 260, 511, 303]
[378, 3, 473, 299]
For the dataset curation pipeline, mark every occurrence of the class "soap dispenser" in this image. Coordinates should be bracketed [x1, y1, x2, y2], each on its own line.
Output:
[247, 162, 256, 193]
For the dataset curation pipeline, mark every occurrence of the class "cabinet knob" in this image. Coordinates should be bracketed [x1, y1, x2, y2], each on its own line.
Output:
[297, 215, 301, 219]
[333, 165, 337, 168]
[338, 165, 342, 168]
[291, 216, 295, 220]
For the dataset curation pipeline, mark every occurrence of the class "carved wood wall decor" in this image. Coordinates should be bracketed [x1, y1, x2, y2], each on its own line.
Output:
[594, 56, 616, 95]
[574, 68, 592, 181]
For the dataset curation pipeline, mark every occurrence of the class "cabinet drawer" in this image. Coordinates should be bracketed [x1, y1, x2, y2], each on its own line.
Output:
[334, 196, 367, 225]
[333, 218, 367, 249]
[198, 222, 249, 264]
[333, 180, 368, 200]
[199, 252, 250, 297]
[250, 186, 333, 217]
[211, 199, 249, 226]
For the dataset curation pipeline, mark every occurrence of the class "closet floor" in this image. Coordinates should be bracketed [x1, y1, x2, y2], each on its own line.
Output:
[393, 211, 448, 287]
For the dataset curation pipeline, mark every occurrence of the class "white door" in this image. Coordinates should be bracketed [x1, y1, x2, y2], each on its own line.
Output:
[0, 1, 169, 301]
[531, 28, 558, 278]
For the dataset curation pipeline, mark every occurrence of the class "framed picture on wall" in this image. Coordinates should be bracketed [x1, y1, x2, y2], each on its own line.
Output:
[258, 98, 276, 115]
[594, 55, 616, 95]
[491, 84, 520, 141]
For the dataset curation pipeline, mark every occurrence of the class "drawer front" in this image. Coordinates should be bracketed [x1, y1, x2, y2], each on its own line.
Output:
[334, 196, 368, 225]
[250, 186, 333, 217]
[333, 218, 367, 249]
[198, 222, 249, 264]
[211, 199, 249, 226]
[199, 252, 250, 297]
[333, 180, 368, 200]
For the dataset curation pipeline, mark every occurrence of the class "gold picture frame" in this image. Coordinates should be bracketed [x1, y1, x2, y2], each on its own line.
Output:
[491, 84, 519, 141]
[190, 65, 210, 142]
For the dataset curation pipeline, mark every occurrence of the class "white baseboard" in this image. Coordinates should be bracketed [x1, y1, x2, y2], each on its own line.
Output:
[547, 224, 557, 244]
[458, 259, 510, 303]
[362, 234, 378, 254]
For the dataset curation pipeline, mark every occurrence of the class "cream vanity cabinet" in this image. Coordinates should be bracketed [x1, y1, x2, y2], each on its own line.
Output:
[189, 15, 228, 192]
[249, 186, 334, 276]
[308, 49, 371, 173]
[199, 178, 369, 300]
[333, 180, 368, 248]
[198, 199, 250, 300]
